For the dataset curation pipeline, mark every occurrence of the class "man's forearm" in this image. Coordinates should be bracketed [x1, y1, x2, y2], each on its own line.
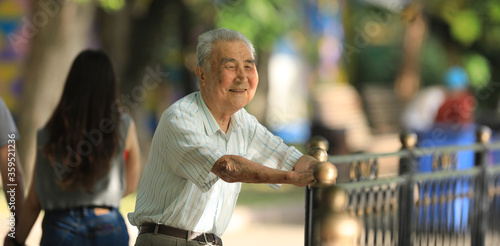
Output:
[211, 155, 313, 186]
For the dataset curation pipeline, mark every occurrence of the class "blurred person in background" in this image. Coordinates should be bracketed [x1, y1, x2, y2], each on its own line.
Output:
[0, 97, 26, 235]
[401, 85, 446, 133]
[401, 66, 475, 132]
[5, 50, 141, 246]
[402, 66, 476, 173]
[128, 28, 317, 246]
[434, 66, 475, 127]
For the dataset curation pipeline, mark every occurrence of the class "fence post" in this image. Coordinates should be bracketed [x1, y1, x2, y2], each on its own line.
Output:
[305, 136, 329, 246]
[315, 186, 362, 246]
[398, 131, 417, 246]
[472, 125, 491, 246]
[311, 160, 339, 245]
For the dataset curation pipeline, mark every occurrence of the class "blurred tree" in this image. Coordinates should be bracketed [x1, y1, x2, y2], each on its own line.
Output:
[17, 1, 96, 182]
[214, 0, 302, 123]
[97, 0, 206, 96]
[96, 0, 218, 166]
[346, 0, 500, 110]
[17, 0, 218, 182]
[342, 1, 405, 90]
[394, 2, 427, 102]
[424, 0, 500, 110]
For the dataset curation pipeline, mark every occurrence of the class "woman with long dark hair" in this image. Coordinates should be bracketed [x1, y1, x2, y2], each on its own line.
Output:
[7, 49, 141, 246]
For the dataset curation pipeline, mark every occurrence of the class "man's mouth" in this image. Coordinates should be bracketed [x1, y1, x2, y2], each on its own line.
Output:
[229, 89, 247, 92]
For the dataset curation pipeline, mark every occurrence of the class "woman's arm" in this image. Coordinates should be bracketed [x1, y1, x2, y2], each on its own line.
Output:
[123, 119, 141, 197]
[8, 172, 41, 245]
[211, 155, 314, 187]
[0, 147, 25, 220]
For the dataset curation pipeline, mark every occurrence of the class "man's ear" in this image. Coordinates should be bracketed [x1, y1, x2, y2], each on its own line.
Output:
[195, 66, 206, 87]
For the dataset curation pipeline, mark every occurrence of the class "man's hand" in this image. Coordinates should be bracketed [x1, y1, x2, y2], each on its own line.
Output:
[292, 155, 319, 172]
[290, 169, 314, 187]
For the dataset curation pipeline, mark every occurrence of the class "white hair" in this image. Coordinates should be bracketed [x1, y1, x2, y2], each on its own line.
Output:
[196, 28, 256, 71]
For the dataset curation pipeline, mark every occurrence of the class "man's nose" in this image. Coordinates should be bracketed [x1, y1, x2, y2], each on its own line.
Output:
[235, 66, 247, 82]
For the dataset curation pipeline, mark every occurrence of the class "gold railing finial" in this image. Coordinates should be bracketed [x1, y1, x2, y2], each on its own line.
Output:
[307, 147, 328, 162]
[312, 161, 338, 188]
[306, 136, 330, 152]
[400, 131, 418, 150]
[476, 125, 492, 144]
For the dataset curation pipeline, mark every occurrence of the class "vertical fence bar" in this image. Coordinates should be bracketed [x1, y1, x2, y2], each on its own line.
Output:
[305, 137, 329, 246]
[414, 181, 421, 246]
[390, 183, 398, 244]
[472, 126, 491, 246]
[398, 132, 417, 246]
[305, 185, 313, 246]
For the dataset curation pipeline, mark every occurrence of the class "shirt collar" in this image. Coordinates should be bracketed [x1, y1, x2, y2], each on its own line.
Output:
[197, 92, 241, 135]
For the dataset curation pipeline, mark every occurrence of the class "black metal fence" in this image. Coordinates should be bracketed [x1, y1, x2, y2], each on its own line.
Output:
[306, 127, 500, 246]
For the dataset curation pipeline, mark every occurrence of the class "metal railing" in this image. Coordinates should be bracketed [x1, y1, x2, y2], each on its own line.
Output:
[305, 126, 500, 246]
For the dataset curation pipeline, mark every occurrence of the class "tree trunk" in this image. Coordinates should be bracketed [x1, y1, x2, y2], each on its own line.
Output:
[18, 1, 96, 184]
[95, 1, 132, 79]
[394, 10, 427, 103]
[97, 0, 202, 167]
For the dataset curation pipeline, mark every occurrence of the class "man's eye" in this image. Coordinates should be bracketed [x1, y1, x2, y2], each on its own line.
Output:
[245, 66, 254, 69]
[225, 65, 236, 70]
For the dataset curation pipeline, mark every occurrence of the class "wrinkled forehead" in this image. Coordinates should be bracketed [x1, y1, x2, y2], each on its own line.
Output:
[211, 40, 254, 62]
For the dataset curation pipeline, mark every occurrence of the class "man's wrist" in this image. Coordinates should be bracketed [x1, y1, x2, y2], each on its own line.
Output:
[287, 170, 297, 185]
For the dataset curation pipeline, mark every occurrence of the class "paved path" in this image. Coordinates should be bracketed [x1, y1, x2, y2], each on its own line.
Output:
[0, 205, 305, 246]
[222, 206, 305, 246]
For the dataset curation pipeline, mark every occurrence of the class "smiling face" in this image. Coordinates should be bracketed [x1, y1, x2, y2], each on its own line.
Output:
[196, 40, 258, 120]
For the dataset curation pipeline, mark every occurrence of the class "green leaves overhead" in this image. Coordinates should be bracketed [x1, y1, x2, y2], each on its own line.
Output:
[215, 0, 300, 52]
[488, 1, 500, 23]
[464, 53, 491, 90]
[72, 0, 125, 12]
[449, 10, 482, 47]
[430, 0, 500, 50]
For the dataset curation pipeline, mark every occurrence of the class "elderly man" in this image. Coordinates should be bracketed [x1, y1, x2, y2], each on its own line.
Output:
[129, 28, 317, 246]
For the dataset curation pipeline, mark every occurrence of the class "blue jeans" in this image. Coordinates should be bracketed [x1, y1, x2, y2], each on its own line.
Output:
[41, 207, 129, 246]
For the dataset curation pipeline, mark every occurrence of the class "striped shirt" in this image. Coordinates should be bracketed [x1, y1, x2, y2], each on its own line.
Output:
[128, 91, 303, 236]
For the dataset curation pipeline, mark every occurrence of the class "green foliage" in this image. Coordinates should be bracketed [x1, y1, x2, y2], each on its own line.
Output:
[98, 0, 125, 12]
[355, 46, 401, 84]
[463, 53, 491, 90]
[72, 0, 92, 3]
[429, 0, 500, 50]
[423, 0, 500, 109]
[71, 0, 125, 11]
[237, 183, 304, 206]
[483, 26, 500, 50]
[215, 0, 301, 52]
[449, 10, 482, 47]
[488, 1, 500, 23]
[420, 36, 448, 86]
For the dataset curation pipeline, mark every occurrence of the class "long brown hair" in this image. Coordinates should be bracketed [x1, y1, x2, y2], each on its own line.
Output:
[43, 49, 121, 192]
